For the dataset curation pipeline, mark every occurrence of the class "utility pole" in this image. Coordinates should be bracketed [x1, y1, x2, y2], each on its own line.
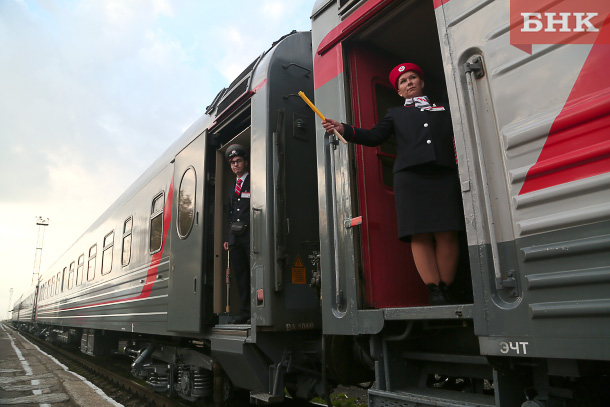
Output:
[32, 216, 49, 285]
[7, 288, 13, 320]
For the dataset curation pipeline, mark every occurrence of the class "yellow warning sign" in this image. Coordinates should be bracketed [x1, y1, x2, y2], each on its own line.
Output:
[291, 254, 306, 284]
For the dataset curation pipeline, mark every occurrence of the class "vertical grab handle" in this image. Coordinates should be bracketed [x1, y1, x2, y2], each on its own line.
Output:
[328, 136, 344, 308]
[252, 207, 263, 255]
[464, 57, 504, 289]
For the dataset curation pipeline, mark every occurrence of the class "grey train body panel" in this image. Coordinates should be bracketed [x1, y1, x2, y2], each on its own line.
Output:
[436, 0, 610, 362]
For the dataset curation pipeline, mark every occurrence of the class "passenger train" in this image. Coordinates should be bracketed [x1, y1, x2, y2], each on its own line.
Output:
[11, 1, 610, 406]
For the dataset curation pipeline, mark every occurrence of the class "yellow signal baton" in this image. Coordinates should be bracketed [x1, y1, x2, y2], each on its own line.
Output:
[298, 91, 347, 144]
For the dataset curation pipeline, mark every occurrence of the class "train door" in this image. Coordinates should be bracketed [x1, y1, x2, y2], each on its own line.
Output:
[212, 127, 251, 320]
[167, 132, 206, 333]
[346, 44, 428, 308]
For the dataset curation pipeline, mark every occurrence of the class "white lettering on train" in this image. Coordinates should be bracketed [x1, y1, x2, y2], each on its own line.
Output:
[500, 341, 529, 355]
[521, 12, 599, 33]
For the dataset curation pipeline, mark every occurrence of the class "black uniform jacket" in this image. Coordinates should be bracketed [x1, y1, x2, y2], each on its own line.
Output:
[226, 175, 251, 246]
[343, 103, 456, 172]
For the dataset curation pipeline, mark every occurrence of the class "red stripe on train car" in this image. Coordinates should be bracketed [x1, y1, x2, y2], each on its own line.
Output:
[519, 22, 610, 194]
[47, 177, 175, 313]
[314, 0, 396, 90]
[433, 0, 451, 9]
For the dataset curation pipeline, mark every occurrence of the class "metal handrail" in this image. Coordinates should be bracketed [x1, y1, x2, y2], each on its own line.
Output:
[328, 135, 344, 308]
[465, 60, 503, 289]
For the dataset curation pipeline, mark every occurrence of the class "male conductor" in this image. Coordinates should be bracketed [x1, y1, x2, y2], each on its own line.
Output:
[223, 144, 251, 324]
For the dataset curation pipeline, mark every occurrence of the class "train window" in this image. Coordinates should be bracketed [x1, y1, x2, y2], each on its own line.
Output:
[88, 244, 97, 281]
[77, 254, 84, 285]
[150, 193, 164, 254]
[62, 267, 67, 292]
[68, 262, 75, 290]
[56, 272, 61, 294]
[51, 276, 56, 296]
[122, 217, 132, 267]
[178, 167, 196, 239]
[375, 83, 399, 188]
[102, 231, 114, 275]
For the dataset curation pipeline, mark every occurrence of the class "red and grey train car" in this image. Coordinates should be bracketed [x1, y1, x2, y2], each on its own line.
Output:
[10, 1, 610, 406]
[312, 0, 609, 406]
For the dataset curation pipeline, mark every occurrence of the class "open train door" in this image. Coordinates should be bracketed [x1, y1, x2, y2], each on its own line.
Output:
[347, 44, 428, 308]
[167, 132, 207, 333]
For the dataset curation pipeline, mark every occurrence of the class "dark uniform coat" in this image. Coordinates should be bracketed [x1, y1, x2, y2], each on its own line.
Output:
[343, 103, 456, 171]
[343, 102, 464, 240]
[226, 175, 251, 246]
[226, 174, 251, 318]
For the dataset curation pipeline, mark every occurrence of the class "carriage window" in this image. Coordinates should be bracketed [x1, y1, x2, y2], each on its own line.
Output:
[375, 83, 399, 188]
[150, 193, 164, 253]
[77, 254, 84, 285]
[102, 232, 114, 275]
[88, 244, 97, 281]
[68, 262, 75, 290]
[62, 267, 67, 292]
[56, 272, 61, 294]
[51, 276, 56, 296]
[178, 167, 196, 238]
[122, 217, 132, 267]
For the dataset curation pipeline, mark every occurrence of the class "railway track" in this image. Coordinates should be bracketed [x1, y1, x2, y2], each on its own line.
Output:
[18, 329, 191, 407]
[10, 325, 365, 407]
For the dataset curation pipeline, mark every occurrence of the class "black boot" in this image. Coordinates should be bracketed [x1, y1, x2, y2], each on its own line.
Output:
[439, 281, 455, 305]
[427, 283, 447, 305]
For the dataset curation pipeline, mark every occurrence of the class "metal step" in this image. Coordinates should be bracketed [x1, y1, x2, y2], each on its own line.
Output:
[402, 352, 488, 365]
[383, 304, 474, 321]
[369, 387, 495, 407]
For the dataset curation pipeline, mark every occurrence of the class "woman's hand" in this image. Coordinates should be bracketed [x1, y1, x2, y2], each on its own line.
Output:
[322, 119, 345, 135]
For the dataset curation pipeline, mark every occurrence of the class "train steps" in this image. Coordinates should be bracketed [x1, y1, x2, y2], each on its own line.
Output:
[369, 387, 495, 407]
[383, 304, 474, 321]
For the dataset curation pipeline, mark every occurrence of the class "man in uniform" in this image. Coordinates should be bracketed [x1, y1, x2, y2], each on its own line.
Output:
[223, 144, 251, 324]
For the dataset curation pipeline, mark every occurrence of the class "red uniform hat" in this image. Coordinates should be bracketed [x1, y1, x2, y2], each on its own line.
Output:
[388, 63, 424, 90]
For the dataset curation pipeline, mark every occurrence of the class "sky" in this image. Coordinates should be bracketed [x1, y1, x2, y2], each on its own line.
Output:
[0, 0, 313, 319]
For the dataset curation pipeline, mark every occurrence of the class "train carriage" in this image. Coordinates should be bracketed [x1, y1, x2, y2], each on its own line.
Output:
[311, 0, 610, 406]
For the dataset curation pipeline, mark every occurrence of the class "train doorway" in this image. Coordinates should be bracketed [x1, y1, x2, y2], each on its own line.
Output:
[347, 44, 427, 308]
[343, 0, 470, 308]
[213, 126, 251, 320]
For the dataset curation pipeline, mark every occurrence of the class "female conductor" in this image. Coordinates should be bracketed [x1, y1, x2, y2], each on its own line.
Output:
[322, 63, 464, 305]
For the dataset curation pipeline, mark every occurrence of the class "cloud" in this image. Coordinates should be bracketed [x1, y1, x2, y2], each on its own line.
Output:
[0, 0, 314, 319]
[262, 0, 289, 20]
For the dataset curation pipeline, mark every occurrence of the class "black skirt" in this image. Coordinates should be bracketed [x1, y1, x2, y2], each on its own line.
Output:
[393, 163, 465, 241]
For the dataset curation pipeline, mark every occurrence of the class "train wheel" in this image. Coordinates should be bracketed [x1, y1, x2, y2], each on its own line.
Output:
[209, 361, 249, 407]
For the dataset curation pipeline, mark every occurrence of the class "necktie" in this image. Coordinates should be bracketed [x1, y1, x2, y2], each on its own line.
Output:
[404, 96, 445, 111]
[235, 179, 242, 196]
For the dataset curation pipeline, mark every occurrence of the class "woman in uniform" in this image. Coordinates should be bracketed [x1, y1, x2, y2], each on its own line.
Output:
[322, 63, 463, 305]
